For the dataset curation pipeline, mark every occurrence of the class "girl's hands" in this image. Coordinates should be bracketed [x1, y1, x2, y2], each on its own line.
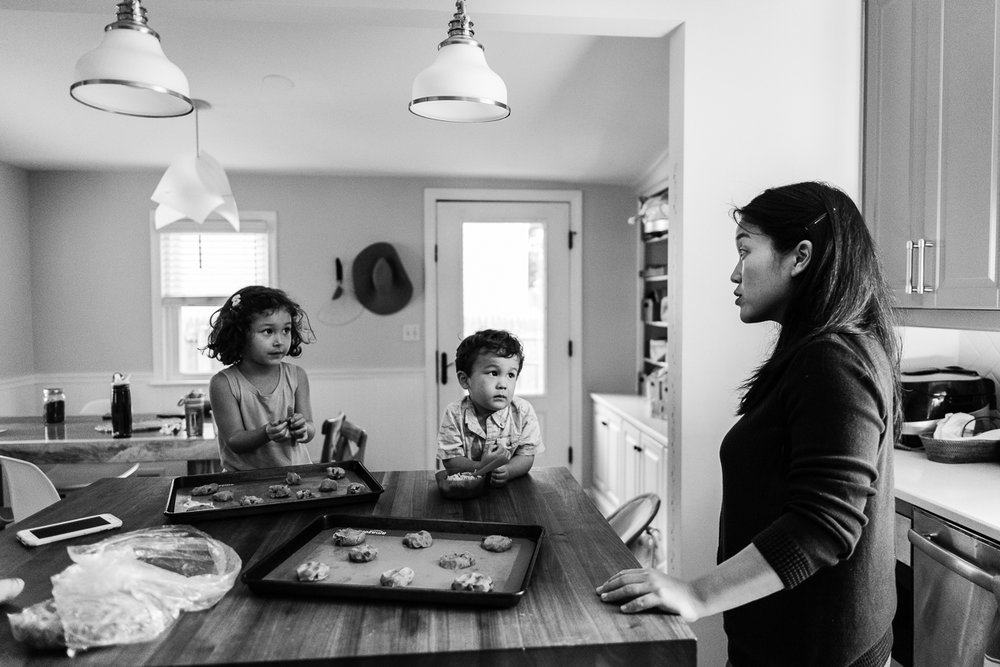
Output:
[287, 412, 311, 442]
[596, 568, 703, 622]
[267, 413, 311, 444]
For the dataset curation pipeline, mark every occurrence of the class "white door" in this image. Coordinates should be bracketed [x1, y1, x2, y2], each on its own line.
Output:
[434, 199, 574, 475]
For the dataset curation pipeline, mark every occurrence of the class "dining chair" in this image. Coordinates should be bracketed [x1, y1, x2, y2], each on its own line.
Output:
[44, 461, 140, 495]
[607, 493, 661, 548]
[0, 455, 61, 524]
[320, 415, 368, 464]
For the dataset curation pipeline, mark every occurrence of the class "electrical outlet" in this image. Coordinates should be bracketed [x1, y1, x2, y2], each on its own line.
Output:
[402, 324, 420, 342]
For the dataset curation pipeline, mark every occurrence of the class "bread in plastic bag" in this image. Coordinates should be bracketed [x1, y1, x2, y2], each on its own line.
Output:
[7, 525, 241, 655]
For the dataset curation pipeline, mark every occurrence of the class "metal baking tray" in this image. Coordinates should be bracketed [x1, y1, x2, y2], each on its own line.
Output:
[241, 514, 545, 608]
[163, 461, 383, 521]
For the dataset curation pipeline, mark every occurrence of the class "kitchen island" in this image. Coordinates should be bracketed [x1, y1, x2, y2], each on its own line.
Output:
[0, 467, 696, 665]
[0, 416, 218, 474]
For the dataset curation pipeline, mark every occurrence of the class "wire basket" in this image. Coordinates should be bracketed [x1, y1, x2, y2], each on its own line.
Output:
[919, 415, 1000, 464]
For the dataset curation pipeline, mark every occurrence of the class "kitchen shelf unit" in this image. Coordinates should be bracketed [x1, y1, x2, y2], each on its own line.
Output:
[638, 194, 669, 395]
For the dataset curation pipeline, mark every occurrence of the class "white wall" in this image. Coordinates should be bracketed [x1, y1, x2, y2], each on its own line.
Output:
[0, 163, 34, 380]
[666, 2, 864, 664]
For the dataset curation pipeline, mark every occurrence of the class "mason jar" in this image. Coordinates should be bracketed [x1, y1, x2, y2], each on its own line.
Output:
[43, 387, 66, 424]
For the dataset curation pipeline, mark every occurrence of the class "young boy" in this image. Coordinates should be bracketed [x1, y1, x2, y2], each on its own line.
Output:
[437, 329, 544, 486]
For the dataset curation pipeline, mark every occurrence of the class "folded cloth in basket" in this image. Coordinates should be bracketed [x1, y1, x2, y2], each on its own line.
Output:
[933, 412, 1000, 440]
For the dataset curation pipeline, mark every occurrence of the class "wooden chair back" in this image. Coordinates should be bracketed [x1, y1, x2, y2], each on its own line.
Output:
[320, 415, 368, 464]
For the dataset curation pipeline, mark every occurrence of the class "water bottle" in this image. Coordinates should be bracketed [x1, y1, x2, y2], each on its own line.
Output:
[183, 390, 205, 438]
[111, 372, 132, 438]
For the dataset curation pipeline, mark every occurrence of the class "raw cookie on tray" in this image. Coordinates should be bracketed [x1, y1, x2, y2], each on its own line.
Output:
[348, 544, 378, 563]
[452, 572, 494, 592]
[402, 530, 433, 549]
[332, 528, 367, 546]
[296, 561, 330, 582]
[380, 567, 415, 588]
[438, 551, 475, 570]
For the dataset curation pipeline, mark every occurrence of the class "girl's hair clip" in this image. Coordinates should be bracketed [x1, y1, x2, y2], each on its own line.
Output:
[230, 294, 242, 309]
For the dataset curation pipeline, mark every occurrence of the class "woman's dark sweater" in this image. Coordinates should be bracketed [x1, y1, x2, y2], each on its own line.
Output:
[719, 334, 896, 667]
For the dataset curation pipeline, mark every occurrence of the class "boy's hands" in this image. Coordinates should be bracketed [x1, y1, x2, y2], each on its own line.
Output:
[489, 464, 510, 487]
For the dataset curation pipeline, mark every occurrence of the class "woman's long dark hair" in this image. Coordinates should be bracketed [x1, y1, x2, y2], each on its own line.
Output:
[734, 182, 901, 434]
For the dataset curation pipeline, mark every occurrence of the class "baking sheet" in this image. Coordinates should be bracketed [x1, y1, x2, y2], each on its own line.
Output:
[163, 461, 383, 521]
[241, 514, 544, 608]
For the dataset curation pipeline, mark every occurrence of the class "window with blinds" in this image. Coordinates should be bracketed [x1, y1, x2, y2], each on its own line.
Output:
[150, 213, 277, 381]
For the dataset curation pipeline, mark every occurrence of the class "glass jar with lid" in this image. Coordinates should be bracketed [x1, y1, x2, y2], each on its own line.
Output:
[43, 387, 65, 424]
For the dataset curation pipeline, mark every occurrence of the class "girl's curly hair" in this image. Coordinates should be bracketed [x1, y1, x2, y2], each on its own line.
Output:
[204, 286, 315, 366]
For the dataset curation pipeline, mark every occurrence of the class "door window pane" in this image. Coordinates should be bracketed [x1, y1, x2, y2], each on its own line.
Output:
[462, 222, 545, 394]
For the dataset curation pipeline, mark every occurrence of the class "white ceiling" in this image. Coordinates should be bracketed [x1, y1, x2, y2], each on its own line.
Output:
[0, 1, 679, 186]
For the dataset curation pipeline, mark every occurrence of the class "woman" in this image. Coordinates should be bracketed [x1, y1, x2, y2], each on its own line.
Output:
[597, 182, 900, 667]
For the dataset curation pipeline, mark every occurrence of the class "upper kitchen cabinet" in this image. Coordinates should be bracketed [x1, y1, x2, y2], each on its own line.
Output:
[864, 0, 1000, 309]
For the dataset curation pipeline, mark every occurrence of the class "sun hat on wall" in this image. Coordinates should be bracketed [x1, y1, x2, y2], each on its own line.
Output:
[353, 242, 413, 315]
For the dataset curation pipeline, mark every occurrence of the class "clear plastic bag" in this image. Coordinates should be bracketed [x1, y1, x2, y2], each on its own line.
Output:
[8, 525, 241, 655]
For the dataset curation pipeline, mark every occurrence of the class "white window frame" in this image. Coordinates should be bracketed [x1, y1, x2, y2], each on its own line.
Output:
[149, 211, 278, 384]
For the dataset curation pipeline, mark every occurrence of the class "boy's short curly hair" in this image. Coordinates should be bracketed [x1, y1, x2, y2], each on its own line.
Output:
[204, 286, 315, 366]
[454, 329, 524, 377]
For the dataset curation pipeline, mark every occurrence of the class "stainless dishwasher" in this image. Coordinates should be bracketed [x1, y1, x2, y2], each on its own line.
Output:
[908, 508, 1000, 666]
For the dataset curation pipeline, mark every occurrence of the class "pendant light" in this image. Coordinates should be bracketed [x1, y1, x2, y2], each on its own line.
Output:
[70, 0, 193, 118]
[151, 100, 239, 231]
[409, 0, 509, 122]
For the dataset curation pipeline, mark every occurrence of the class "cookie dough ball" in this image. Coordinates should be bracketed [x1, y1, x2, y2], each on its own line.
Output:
[438, 551, 476, 570]
[286, 471, 302, 485]
[211, 490, 234, 502]
[380, 567, 415, 588]
[239, 495, 263, 506]
[326, 466, 347, 480]
[318, 478, 338, 492]
[348, 544, 378, 563]
[191, 482, 219, 496]
[402, 530, 433, 549]
[333, 528, 367, 546]
[268, 484, 291, 498]
[295, 489, 315, 500]
[296, 561, 330, 582]
[481, 535, 513, 552]
[347, 483, 365, 495]
[451, 572, 494, 592]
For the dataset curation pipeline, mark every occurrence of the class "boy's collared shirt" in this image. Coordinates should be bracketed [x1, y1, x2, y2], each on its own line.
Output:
[437, 395, 545, 462]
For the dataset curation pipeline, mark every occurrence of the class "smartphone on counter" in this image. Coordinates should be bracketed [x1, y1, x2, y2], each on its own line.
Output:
[16, 513, 122, 547]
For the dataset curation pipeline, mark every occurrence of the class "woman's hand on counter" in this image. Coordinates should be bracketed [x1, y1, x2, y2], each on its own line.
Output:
[597, 568, 703, 621]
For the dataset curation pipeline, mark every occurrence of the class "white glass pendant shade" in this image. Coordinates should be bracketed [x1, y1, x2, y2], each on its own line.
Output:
[70, 3, 192, 118]
[152, 151, 239, 230]
[410, 37, 509, 122]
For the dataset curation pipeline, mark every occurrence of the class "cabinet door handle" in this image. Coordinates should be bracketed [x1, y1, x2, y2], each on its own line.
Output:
[905, 240, 915, 294]
[916, 239, 935, 294]
[633, 445, 642, 452]
[440, 352, 449, 385]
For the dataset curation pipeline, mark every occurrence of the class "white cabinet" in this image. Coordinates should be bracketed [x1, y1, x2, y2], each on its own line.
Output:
[593, 401, 624, 510]
[864, 0, 1000, 308]
[591, 393, 672, 572]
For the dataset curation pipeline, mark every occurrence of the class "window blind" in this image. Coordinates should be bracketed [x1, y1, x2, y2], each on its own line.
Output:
[160, 230, 269, 298]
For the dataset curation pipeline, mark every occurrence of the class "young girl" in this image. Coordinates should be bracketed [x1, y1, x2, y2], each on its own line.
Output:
[205, 286, 317, 471]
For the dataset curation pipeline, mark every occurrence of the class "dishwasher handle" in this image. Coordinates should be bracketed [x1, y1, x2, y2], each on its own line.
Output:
[908, 529, 1000, 595]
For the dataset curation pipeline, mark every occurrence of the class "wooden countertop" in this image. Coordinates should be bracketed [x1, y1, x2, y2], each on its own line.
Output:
[0, 467, 696, 665]
[0, 415, 217, 464]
